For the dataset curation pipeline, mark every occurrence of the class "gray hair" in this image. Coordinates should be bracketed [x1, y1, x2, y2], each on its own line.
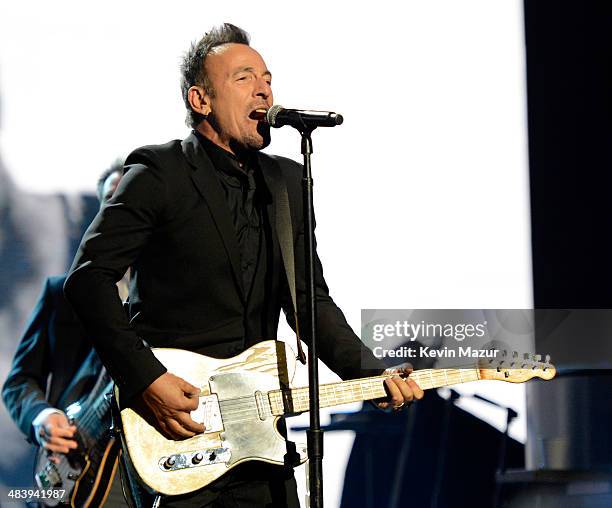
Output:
[180, 23, 250, 127]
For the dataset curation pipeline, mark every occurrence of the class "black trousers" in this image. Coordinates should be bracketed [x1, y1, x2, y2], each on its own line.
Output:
[122, 460, 300, 508]
[158, 463, 300, 508]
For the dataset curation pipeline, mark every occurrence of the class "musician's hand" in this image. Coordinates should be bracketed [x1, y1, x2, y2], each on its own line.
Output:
[39, 412, 78, 455]
[376, 365, 424, 411]
[142, 372, 205, 440]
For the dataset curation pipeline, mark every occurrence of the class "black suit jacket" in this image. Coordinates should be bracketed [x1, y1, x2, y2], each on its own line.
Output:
[2, 276, 95, 442]
[65, 132, 384, 402]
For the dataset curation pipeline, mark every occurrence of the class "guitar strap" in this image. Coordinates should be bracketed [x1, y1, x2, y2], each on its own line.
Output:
[275, 176, 307, 365]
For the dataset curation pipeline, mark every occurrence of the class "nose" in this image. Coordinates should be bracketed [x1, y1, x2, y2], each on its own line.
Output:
[254, 76, 272, 102]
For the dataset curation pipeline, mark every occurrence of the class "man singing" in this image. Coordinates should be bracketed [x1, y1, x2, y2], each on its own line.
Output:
[64, 23, 423, 507]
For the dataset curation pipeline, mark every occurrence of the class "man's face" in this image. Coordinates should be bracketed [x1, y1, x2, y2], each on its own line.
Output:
[201, 43, 273, 152]
[101, 170, 122, 204]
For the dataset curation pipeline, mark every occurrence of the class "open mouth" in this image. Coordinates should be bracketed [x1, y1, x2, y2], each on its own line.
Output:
[249, 108, 267, 121]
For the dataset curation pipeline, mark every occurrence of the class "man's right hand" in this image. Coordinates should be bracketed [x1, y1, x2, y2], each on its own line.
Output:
[39, 412, 78, 454]
[141, 372, 205, 440]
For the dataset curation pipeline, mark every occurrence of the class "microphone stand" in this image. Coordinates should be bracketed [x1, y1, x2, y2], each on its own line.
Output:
[299, 126, 324, 508]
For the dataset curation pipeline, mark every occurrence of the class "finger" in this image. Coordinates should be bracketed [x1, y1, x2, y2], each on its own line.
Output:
[178, 377, 200, 397]
[392, 378, 415, 403]
[175, 411, 206, 434]
[406, 378, 424, 400]
[181, 394, 200, 411]
[166, 418, 197, 439]
[157, 418, 187, 441]
[46, 426, 77, 438]
[384, 378, 404, 407]
[46, 436, 78, 450]
[157, 420, 173, 440]
[44, 442, 72, 454]
[52, 415, 73, 428]
[403, 363, 414, 374]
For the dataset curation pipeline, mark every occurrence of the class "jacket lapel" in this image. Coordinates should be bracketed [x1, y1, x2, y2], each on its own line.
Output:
[181, 132, 245, 301]
[257, 152, 282, 248]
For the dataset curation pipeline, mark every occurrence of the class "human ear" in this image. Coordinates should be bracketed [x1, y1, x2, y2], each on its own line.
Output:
[188, 86, 211, 116]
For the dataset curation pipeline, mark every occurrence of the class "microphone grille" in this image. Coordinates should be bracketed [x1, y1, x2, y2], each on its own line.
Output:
[266, 105, 283, 127]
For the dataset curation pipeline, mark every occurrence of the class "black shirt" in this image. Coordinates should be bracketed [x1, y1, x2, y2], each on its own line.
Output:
[195, 131, 262, 299]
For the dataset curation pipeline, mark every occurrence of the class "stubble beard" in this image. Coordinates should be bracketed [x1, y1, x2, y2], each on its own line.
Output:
[207, 113, 271, 152]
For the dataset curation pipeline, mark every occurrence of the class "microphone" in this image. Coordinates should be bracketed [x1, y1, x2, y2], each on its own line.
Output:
[255, 105, 344, 129]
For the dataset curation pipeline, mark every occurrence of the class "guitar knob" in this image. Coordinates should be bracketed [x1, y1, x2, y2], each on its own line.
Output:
[192, 453, 203, 464]
[163, 456, 176, 469]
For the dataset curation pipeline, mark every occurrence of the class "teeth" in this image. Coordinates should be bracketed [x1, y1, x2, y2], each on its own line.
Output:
[250, 109, 267, 120]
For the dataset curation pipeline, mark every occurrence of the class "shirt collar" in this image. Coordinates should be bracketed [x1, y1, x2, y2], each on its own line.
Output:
[193, 130, 258, 181]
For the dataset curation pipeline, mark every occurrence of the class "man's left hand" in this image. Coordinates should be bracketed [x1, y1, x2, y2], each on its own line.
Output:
[376, 365, 424, 411]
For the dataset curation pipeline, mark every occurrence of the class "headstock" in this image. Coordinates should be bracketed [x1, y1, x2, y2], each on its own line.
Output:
[478, 351, 556, 383]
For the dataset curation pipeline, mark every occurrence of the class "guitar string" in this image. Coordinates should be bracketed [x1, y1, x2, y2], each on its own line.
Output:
[215, 370, 483, 423]
[215, 368, 479, 412]
[218, 369, 480, 411]
[217, 370, 480, 410]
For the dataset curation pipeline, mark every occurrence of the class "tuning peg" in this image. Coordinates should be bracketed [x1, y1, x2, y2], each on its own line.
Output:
[502, 350, 508, 357]
[545, 354, 550, 363]
[512, 351, 518, 359]
[523, 353, 530, 360]
[534, 354, 542, 362]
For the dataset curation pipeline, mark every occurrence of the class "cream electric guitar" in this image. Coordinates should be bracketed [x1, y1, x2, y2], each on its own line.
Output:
[116, 340, 555, 496]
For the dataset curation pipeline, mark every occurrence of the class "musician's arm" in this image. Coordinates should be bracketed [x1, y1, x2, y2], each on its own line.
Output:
[2, 278, 55, 442]
[64, 160, 167, 404]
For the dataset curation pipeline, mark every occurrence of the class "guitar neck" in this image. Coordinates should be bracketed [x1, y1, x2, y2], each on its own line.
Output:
[75, 381, 113, 440]
[268, 368, 480, 415]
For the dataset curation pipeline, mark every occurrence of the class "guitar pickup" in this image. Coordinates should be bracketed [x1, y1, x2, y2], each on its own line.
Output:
[190, 394, 224, 433]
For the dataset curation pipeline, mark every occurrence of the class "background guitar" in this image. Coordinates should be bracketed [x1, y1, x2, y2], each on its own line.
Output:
[34, 374, 119, 508]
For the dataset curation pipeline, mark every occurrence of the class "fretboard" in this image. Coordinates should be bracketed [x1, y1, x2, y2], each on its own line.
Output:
[77, 381, 114, 439]
[268, 368, 480, 415]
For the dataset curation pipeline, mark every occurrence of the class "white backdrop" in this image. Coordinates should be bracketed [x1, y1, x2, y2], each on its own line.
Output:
[0, 1, 531, 505]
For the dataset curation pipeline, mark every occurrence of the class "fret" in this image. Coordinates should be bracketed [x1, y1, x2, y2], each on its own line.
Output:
[267, 367, 482, 415]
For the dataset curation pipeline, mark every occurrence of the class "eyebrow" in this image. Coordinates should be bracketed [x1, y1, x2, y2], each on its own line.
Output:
[233, 67, 272, 79]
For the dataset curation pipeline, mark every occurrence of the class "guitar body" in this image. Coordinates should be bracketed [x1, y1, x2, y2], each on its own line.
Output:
[117, 340, 307, 496]
[70, 438, 120, 508]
